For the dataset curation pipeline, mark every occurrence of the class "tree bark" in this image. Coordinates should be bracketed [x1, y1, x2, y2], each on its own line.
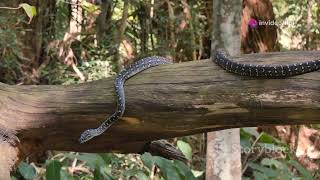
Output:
[305, 0, 313, 50]
[208, 0, 242, 179]
[0, 142, 19, 180]
[96, 0, 112, 44]
[1, 51, 320, 174]
[165, 0, 176, 58]
[114, 0, 129, 72]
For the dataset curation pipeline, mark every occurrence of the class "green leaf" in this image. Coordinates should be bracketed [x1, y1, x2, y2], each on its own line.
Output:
[99, 153, 113, 164]
[242, 127, 259, 138]
[19, 3, 37, 23]
[258, 133, 275, 143]
[191, 170, 204, 178]
[81, 1, 99, 13]
[124, 169, 149, 180]
[261, 158, 287, 170]
[177, 140, 192, 161]
[173, 160, 197, 180]
[46, 160, 62, 180]
[98, 166, 115, 180]
[65, 153, 114, 180]
[153, 156, 180, 180]
[240, 129, 252, 150]
[253, 171, 269, 180]
[93, 169, 102, 180]
[135, 172, 149, 180]
[65, 153, 105, 169]
[257, 143, 287, 153]
[261, 158, 294, 178]
[10, 176, 19, 180]
[141, 153, 155, 170]
[60, 169, 74, 180]
[248, 162, 279, 178]
[258, 132, 285, 145]
[18, 162, 36, 180]
[288, 160, 313, 180]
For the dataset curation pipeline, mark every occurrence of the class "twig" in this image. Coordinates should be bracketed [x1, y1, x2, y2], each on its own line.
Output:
[0, 6, 20, 10]
[72, 63, 86, 81]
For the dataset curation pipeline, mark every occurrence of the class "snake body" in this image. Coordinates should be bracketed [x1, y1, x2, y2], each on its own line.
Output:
[79, 50, 320, 143]
[79, 56, 171, 143]
[213, 50, 320, 77]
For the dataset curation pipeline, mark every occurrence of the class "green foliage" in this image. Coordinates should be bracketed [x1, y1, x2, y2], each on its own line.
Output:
[273, 0, 320, 50]
[13, 151, 199, 180]
[241, 128, 314, 179]
[81, 1, 100, 13]
[288, 159, 313, 180]
[141, 153, 198, 180]
[248, 158, 313, 180]
[46, 160, 62, 180]
[19, 3, 37, 23]
[17, 162, 36, 180]
[66, 153, 113, 179]
[41, 58, 114, 85]
[60, 169, 75, 180]
[0, 11, 24, 84]
[177, 140, 193, 161]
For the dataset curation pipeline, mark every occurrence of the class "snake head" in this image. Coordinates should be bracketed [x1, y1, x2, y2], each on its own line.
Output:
[79, 129, 96, 144]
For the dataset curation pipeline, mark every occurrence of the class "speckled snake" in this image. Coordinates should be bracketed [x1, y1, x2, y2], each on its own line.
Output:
[79, 56, 171, 143]
[79, 50, 320, 143]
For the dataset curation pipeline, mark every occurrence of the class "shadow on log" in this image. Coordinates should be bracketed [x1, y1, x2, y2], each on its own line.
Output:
[0, 51, 320, 178]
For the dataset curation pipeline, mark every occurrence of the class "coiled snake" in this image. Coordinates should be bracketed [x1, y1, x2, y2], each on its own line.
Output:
[79, 50, 320, 143]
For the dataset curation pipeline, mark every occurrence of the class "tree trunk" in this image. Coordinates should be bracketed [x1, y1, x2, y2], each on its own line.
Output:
[96, 0, 112, 44]
[0, 142, 19, 180]
[165, 0, 176, 59]
[317, 0, 320, 50]
[17, 0, 55, 84]
[207, 0, 242, 179]
[305, 0, 313, 50]
[114, 0, 129, 72]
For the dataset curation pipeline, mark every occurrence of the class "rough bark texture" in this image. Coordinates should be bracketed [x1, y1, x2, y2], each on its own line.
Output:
[115, 0, 129, 72]
[206, 131, 242, 179]
[0, 51, 320, 175]
[208, 0, 242, 179]
[0, 142, 19, 180]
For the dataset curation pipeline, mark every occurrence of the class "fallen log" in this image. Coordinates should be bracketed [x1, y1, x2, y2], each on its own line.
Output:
[0, 51, 319, 178]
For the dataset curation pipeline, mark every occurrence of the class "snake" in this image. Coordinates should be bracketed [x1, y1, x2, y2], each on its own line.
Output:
[79, 56, 172, 143]
[213, 50, 320, 77]
[79, 50, 320, 143]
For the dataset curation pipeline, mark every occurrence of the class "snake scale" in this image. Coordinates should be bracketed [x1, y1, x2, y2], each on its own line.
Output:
[79, 50, 320, 143]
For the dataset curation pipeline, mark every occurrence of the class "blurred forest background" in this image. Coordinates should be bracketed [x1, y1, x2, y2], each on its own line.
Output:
[1, 0, 320, 179]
